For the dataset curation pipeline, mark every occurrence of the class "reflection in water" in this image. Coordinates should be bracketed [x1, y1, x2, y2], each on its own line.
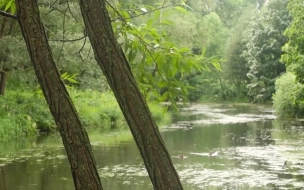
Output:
[1, 104, 304, 189]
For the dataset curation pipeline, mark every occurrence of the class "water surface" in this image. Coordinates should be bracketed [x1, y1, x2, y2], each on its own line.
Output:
[1, 103, 304, 190]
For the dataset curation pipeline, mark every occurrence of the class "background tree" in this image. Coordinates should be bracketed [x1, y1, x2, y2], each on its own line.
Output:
[273, 0, 304, 118]
[0, 15, 20, 95]
[221, 6, 257, 101]
[241, 0, 291, 103]
[281, 0, 304, 83]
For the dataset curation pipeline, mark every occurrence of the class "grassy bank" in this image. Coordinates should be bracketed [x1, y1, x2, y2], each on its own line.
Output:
[0, 89, 172, 142]
[0, 127, 154, 166]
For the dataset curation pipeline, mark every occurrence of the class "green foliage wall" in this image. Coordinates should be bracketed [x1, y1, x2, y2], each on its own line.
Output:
[241, 0, 291, 103]
[273, 0, 304, 119]
[273, 73, 304, 118]
[221, 7, 257, 101]
[281, 0, 304, 84]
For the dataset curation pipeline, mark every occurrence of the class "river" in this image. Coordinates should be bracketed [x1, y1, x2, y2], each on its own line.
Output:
[1, 103, 304, 190]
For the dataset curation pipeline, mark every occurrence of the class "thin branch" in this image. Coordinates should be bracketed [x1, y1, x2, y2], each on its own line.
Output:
[107, 2, 176, 22]
[108, 1, 207, 79]
[0, 10, 17, 19]
[48, 35, 86, 42]
[0, 69, 8, 74]
[56, 7, 69, 63]
[107, 3, 169, 81]
[73, 35, 88, 61]
[65, 0, 76, 19]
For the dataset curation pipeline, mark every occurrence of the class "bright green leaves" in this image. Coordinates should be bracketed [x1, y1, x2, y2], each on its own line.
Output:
[0, 0, 16, 14]
[174, 6, 187, 14]
[108, 3, 216, 107]
[281, 0, 304, 83]
[61, 72, 79, 84]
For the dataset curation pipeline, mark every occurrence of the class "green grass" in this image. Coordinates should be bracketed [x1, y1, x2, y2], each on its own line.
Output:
[0, 88, 172, 141]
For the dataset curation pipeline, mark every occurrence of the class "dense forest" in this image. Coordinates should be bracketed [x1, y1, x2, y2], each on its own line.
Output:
[0, 0, 303, 139]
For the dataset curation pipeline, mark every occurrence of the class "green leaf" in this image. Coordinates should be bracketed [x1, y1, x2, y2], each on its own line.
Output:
[158, 20, 174, 26]
[0, 0, 7, 9]
[4, 0, 12, 11]
[10, 1, 15, 14]
[128, 50, 136, 63]
[160, 91, 168, 101]
[146, 18, 154, 28]
[178, 47, 190, 53]
[211, 59, 221, 71]
[61, 72, 68, 78]
[174, 6, 187, 14]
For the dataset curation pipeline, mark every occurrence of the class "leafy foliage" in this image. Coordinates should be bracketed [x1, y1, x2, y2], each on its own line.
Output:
[273, 0, 304, 119]
[0, 0, 16, 14]
[241, 0, 291, 103]
[281, 0, 304, 83]
[0, 88, 171, 141]
[221, 7, 256, 101]
[108, 3, 219, 106]
[273, 73, 304, 118]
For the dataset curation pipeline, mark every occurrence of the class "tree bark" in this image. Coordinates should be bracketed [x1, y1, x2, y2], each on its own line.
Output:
[16, 1, 103, 189]
[0, 17, 13, 38]
[0, 17, 14, 96]
[79, 1, 184, 189]
[0, 68, 7, 95]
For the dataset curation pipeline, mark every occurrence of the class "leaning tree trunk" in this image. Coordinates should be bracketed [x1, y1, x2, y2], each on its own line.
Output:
[79, 1, 184, 189]
[16, 1, 103, 189]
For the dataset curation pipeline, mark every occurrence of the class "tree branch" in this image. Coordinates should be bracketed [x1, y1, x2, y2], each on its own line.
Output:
[0, 10, 17, 19]
[107, 2, 176, 22]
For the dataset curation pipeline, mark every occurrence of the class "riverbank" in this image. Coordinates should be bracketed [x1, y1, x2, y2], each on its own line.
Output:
[0, 89, 172, 142]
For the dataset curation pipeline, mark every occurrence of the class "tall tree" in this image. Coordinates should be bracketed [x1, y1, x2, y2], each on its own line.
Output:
[0, 16, 15, 95]
[221, 6, 257, 100]
[79, 0, 183, 189]
[241, 0, 291, 103]
[281, 0, 304, 83]
[15, 0, 103, 189]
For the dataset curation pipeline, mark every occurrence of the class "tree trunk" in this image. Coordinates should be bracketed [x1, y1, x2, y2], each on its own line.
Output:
[16, 1, 103, 189]
[0, 68, 7, 95]
[0, 17, 13, 38]
[79, 1, 183, 189]
[0, 17, 14, 96]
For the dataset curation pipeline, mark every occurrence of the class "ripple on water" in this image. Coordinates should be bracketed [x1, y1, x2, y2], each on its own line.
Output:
[177, 164, 304, 189]
[178, 104, 276, 125]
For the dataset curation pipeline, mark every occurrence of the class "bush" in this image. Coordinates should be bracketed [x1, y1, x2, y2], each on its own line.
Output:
[0, 116, 37, 141]
[0, 90, 52, 134]
[0, 88, 172, 140]
[71, 90, 126, 130]
[70, 89, 172, 130]
[273, 73, 304, 118]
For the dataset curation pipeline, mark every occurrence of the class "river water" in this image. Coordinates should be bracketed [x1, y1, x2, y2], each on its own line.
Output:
[1, 103, 304, 190]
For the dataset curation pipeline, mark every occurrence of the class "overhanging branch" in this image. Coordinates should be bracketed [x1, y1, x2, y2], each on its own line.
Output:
[0, 10, 17, 19]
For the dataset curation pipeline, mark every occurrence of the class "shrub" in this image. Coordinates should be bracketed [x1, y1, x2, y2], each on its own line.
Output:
[0, 88, 172, 141]
[273, 73, 304, 118]
[70, 89, 172, 130]
[71, 89, 127, 130]
[0, 116, 37, 141]
[0, 90, 55, 132]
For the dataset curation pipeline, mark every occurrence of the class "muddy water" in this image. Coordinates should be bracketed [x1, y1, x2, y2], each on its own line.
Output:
[1, 104, 304, 190]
